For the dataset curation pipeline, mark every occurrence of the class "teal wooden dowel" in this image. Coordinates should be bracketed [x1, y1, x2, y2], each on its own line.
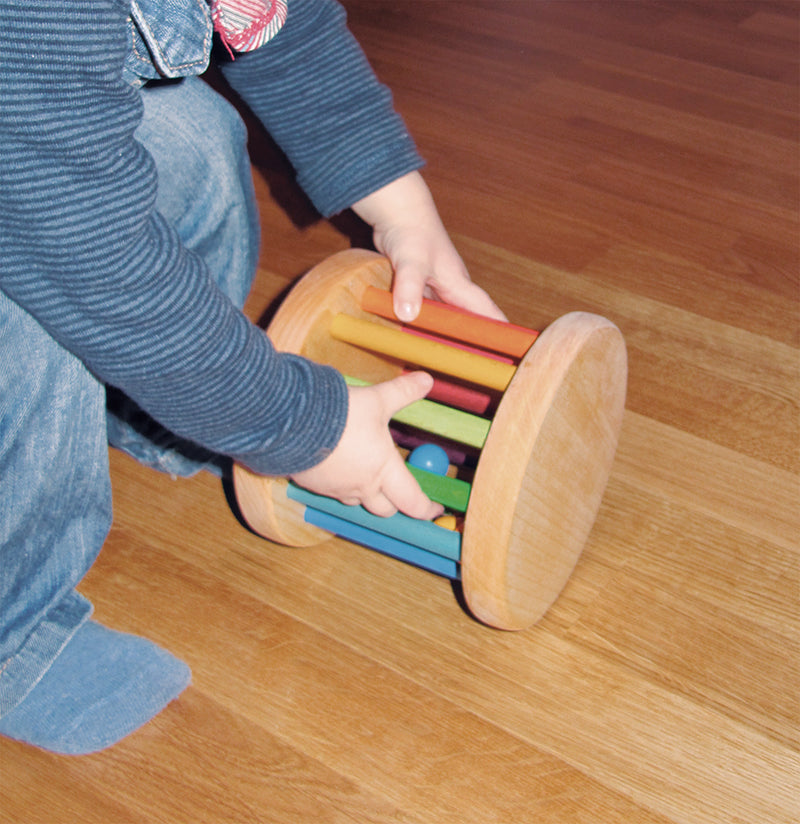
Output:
[287, 484, 461, 561]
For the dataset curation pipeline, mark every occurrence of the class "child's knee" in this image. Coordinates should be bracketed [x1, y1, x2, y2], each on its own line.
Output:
[138, 77, 253, 226]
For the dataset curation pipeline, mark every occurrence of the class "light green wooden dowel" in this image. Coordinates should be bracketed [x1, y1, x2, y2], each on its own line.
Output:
[344, 376, 490, 449]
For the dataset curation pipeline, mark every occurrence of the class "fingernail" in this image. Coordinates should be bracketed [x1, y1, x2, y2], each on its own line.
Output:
[414, 371, 434, 393]
[396, 301, 417, 321]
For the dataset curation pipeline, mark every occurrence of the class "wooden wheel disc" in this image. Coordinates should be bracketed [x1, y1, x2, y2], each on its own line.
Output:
[232, 249, 397, 545]
[460, 312, 627, 630]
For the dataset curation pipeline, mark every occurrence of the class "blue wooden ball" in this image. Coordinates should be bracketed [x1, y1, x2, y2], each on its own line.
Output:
[408, 443, 450, 476]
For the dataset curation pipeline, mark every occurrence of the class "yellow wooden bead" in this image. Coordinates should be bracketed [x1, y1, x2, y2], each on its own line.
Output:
[434, 514, 458, 531]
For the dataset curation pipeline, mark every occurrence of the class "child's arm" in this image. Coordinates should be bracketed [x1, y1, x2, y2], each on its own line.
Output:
[352, 171, 507, 323]
[219, 0, 504, 509]
[220, 2, 505, 325]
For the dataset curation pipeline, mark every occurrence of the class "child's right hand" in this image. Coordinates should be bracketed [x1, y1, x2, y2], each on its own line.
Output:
[351, 171, 507, 324]
[290, 371, 444, 520]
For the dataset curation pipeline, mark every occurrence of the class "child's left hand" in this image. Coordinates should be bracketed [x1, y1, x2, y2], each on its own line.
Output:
[352, 171, 507, 323]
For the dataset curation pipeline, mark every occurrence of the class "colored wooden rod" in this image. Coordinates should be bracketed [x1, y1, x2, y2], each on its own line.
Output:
[361, 286, 539, 358]
[345, 376, 490, 449]
[303, 507, 460, 580]
[406, 328, 515, 364]
[331, 314, 516, 392]
[287, 484, 461, 561]
[423, 374, 492, 415]
[406, 465, 470, 513]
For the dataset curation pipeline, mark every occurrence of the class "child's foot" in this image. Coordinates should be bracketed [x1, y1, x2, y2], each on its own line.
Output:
[0, 619, 190, 755]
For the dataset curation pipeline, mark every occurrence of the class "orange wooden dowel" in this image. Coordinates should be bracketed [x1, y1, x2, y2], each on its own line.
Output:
[361, 286, 538, 358]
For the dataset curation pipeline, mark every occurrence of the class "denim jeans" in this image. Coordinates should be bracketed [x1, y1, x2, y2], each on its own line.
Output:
[124, 0, 213, 86]
[0, 75, 260, 718]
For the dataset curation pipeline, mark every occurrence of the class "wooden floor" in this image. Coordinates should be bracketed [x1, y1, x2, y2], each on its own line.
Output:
[3, 2, 798, 822]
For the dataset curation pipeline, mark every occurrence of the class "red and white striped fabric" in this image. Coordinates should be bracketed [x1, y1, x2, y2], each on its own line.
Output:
[211, 0, 288, 53]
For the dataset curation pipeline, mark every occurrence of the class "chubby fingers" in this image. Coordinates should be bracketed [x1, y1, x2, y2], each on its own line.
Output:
[431, 278, 508, 322]
[360, 464, 444, 521]
[380, 452, 444, 520]
[362, 371, 443, 520]
[359, 490, 397, 519]
[391, 256, 507, 323]
[375, 370, 435, 419]
[391, 259, 429, 322]
[360, 449, 443, 521]
[293, 372, 444, 520]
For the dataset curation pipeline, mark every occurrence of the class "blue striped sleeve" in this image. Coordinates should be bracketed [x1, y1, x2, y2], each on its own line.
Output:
[220, 0, 424, 216]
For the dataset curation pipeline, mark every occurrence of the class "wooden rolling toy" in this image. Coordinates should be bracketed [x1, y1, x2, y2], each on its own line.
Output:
[233, 250, 627, 631]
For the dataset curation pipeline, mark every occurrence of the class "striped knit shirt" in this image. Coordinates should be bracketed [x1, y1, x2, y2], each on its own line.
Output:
[0, 0, 423, 475]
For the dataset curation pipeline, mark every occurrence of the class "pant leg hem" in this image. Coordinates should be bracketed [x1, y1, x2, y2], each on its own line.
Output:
[0, 590, 92, 717]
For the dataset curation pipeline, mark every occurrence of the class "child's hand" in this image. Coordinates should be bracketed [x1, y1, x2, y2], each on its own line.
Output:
[352, 172, 507, 323]
[290, 372, 444, 520]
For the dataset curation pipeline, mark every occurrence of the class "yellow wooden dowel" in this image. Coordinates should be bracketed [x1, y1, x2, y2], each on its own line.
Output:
[330, 314, 516, 391]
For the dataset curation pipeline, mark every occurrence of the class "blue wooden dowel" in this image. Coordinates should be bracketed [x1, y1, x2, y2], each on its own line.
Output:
[302, 507, 460, 580]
